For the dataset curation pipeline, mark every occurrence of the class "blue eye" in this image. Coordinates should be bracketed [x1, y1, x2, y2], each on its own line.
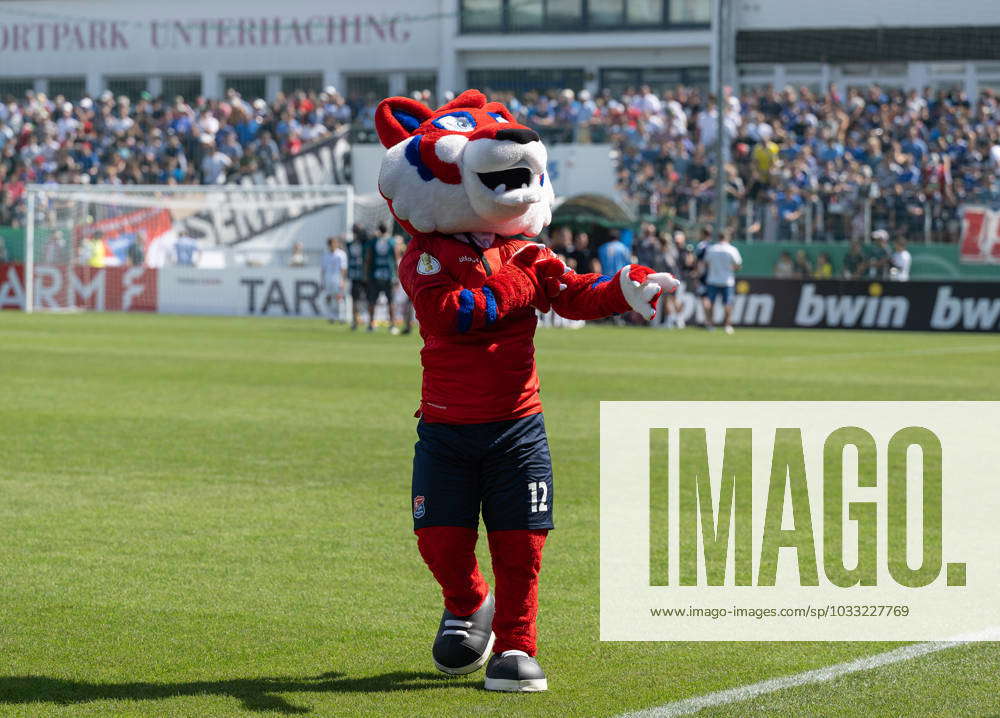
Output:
[488, 112, 509, 123]
[432, 112, 477, 132]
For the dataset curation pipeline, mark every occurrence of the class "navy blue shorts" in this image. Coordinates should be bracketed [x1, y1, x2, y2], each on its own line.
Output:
[411, 413, 554, 532]
[705, 283, 734, 306]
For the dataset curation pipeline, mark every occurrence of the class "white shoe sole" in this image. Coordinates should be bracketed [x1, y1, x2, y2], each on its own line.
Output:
[484, 676, 548, 692]
[434, 631, 495, 676]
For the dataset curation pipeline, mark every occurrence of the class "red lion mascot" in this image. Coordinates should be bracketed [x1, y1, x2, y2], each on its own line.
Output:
[375, 89, 677, 692]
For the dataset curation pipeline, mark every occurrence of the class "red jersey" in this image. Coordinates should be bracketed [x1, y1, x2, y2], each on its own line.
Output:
[399, 232, 541, 424]
[398, 232, 632, 424]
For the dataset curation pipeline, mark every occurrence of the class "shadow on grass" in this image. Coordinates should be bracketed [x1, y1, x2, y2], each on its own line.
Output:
[0, 671, 463, 714]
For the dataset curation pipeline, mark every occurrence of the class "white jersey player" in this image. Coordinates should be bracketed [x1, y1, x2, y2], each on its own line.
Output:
[701, 232, 742, 334]
[321, 236, 348, 323]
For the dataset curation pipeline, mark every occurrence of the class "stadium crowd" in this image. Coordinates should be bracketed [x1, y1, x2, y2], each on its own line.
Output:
[486, 85, 1000, 244]
[0, 86, 352, 227]
[2, 83, 998, 247]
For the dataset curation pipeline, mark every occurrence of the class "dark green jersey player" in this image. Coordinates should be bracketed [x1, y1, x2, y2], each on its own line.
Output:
[346, 225, 370, 330]
[369, 234, 398, 283]
[364, 223, 401, 333]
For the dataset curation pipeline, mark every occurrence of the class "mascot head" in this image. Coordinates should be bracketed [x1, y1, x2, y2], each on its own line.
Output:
[375, 89, 554, 237]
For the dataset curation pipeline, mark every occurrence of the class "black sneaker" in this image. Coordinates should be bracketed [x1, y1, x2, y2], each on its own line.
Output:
[432, 592, 495, 675]
[484, 651, 548, 692]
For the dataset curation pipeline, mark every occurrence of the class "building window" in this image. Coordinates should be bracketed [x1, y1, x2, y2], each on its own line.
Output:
[548, 0, 584, 28]
[223, 75, 266, 101]
[161, 76, 202, 102]
[47, 77, 86, 101]
[345, 74, 390, 104]
[600, 65, 708, 93]
[463, 0, 504, 30]
[510, 0, 544, 29]
[460, 0, 703, 32]
[589, 0, 625, 26]
[627, 0, 664, 25]
[0, 78, 33, 101]
[281, 74, 323, 95]
[669, 0, 710, 24]
[105, 77, 149, 101]
[467, 67, 585, 94]
[406, 73, 438, 103]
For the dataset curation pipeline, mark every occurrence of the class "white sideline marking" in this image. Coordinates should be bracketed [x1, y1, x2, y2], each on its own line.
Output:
[618, 627, 1000, 718]
[778, 345, 1000, 362]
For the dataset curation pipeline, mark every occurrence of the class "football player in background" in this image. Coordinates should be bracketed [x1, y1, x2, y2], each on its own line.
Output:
[345, 225, 369, 330]
[321, 236, 348, 324]
[365, 223, 401, 333]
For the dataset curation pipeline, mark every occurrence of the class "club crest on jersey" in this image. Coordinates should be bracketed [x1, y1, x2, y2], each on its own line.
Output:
[416, 253, 441, 276]
[413, 495, 426, 519]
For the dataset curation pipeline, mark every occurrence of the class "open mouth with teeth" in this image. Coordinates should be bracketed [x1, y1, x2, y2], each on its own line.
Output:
[477, 167, 533, 192]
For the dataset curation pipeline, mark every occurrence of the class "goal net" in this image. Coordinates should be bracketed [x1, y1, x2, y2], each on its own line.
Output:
[22, 184, 360, 313]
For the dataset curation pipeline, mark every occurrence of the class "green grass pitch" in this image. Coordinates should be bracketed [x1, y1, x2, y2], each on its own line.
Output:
[1, 313, 998, 717]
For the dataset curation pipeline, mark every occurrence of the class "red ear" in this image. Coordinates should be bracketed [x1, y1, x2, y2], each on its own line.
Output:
[484, 101, 515, 123]
[437, 89, 487, 112]
[375, 96, 434, 148]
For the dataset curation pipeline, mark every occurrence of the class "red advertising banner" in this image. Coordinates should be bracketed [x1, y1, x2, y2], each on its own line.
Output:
[0, 263, 158, 312]
[75, 207, 174, 266]
[959, 205, 1000, 264]
[0, 262, 26, 310]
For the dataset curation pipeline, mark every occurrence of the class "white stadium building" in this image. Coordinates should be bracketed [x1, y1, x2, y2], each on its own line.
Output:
[0, 0, 997, 102]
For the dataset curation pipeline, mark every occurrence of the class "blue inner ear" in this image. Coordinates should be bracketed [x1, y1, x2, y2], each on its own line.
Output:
[392, 110, 422, 131]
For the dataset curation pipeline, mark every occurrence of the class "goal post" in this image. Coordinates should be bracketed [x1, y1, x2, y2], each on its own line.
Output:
[19, 183, 392, 314]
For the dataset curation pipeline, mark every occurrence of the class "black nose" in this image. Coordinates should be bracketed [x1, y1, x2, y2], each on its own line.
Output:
[494, 128, 539, 144]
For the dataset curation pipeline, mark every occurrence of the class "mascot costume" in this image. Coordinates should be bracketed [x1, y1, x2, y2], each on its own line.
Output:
[375, 90, 678, 692]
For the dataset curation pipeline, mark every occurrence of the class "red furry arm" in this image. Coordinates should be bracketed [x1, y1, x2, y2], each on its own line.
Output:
[399, 243, 538, 337]
[551, 265, 678, 321]
[549, 270, 631, 320]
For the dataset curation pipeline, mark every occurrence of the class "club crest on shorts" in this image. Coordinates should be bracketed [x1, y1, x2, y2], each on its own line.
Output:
[416, 253, 441, 276]
[413, 495, 426, 519]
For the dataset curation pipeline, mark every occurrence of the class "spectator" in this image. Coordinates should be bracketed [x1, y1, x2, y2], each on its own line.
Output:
[42, 230, 67, 263]
[127, 231, 145, 267]
[773, 251, 795, 278]
[792, 249, 812, 278]
[200, 137, 232, 184]
[868, 230, 893, 277]
[174, 233, 200, 267]
[86, 231, 106, 268]
[634, 223, 662, 269]
[842, 240, 868, 279]
[289, 241, 307, 267]
[890, 238, 912, 281]
[568, 232, 598, 274]
[548, 226, 574, 262]
[813, 252, 834, 279]
[598, 230, 630, 275]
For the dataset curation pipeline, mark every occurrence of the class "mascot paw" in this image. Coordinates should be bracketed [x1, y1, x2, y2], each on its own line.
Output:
[510, 244, 568, 312]
[618, 266, 679, 320]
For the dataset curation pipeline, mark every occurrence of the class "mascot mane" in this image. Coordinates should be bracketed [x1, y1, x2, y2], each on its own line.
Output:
[375, 89, 554, 237]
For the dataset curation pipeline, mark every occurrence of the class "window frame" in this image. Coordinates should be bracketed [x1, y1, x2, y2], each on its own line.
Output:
[598, 65, 710, 92]
[459, 0, 708, 33]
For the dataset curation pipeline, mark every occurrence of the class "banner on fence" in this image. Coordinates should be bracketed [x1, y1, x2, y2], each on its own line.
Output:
[157, 267, 327, 317]
[4, 262, 998, 331]
[959, 205, 1000, 265]
[692, 278, 1000, 332]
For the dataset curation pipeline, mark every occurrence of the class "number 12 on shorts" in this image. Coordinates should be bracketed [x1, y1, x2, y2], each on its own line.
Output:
[528, 481, 548, 513]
